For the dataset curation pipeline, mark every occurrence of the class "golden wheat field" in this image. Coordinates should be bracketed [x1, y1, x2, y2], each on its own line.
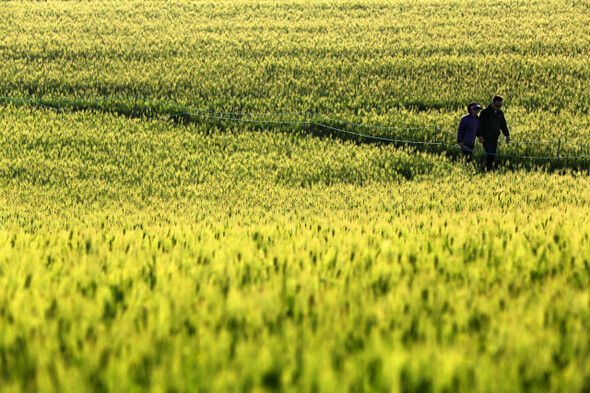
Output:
[1, 1, 590, 392]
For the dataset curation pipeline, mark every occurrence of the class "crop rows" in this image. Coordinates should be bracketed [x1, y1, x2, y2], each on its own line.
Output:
[1, 108, 590, 392]
[1, 0, 589, 147]
[1, 1, 590, 392]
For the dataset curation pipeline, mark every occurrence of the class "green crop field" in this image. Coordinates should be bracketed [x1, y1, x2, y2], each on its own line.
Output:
[1, 1, 590, 392]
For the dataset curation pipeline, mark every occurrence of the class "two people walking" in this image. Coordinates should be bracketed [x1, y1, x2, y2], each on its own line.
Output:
[457, 95, 510, 170]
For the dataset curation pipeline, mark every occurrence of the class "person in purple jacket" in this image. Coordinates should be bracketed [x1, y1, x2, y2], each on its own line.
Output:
[457, 101, 481, 162]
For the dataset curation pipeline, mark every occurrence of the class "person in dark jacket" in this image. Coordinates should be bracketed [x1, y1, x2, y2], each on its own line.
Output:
[457, 101, 481, 162]
[477, 95, 510, 170]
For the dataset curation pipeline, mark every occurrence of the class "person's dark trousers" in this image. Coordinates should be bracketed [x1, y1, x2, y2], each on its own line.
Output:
[461, 143, 475, 162]
[483, 139, 498, 170]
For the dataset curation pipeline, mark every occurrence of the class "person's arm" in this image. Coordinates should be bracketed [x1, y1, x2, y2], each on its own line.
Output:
[500, 113, 510, 142]
[457, 117, 466, 145]
[476, 111, 486, 143]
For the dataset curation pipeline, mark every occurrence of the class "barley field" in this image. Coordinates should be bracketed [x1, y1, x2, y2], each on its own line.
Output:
[1, 1, 590, 392]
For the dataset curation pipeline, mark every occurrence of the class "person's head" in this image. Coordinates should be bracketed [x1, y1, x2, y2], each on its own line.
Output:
[467, 102, 481, 116]
[492, 95, 504, 110]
